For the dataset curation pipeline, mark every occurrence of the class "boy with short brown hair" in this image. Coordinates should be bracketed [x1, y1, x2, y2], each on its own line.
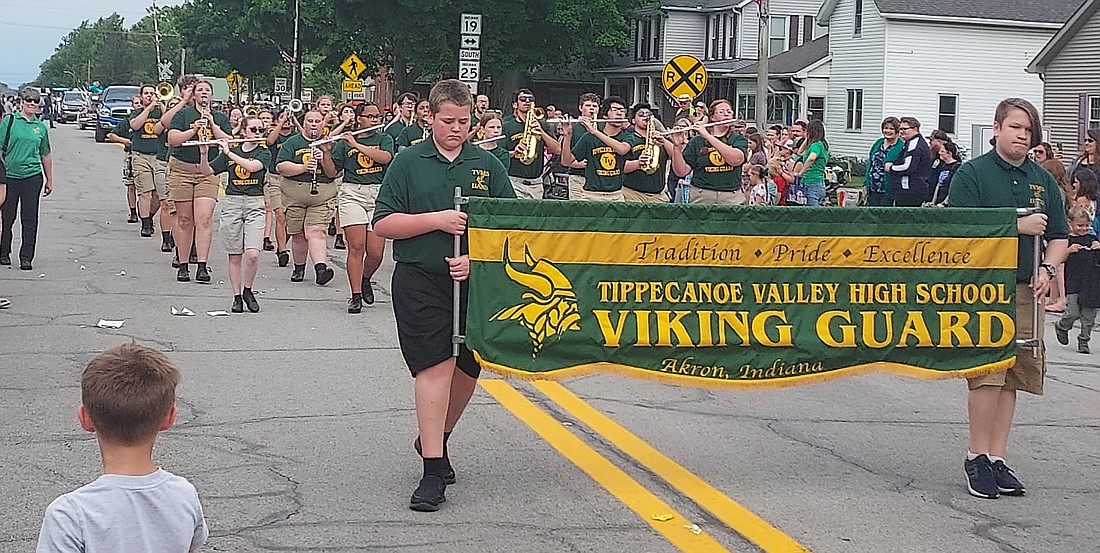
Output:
[36, 343, 207, 553]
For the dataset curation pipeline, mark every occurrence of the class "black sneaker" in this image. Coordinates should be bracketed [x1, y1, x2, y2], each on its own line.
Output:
[263, 237, 275, 251]
[409, 475, 447, 512]
[0, 255, 9, 265]
[177, 266, 190, 282]
[1079, 341, 1091, 354]
[231, 295, 244, 313]
[334, 234, 346, 250]
[348, 295, 362, 314]
[315, 264, 334, 286]
[964, 455, 1000, 499]
[277, 250, 290, 268]
[991, 460, 1025, 496]
[414, 436, 456, 484]
[291, 265, 305, 282]
[127, 210, 139, 223]
[328, 220, 338, 236]
[1056, 325, 1069, 345]
[160, 238, 173, 253]
[363, 279, 375, 305]
[243, 289, 260, 313]
[195, 265, 211, 283]
[140, 222, 154, 237]
[172, 256, 180, 269]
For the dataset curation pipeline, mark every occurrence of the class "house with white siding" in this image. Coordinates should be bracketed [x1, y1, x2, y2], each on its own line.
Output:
[816, 0, 1085, 158]
[1027, 0, 1100, 161]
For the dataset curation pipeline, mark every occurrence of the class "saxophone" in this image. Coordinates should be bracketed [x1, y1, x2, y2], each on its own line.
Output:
[515, 105, 545, 165]
[640, 118, 662, 175]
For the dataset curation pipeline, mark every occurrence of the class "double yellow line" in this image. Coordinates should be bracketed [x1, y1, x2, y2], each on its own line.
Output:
[481, 380, 810, 553]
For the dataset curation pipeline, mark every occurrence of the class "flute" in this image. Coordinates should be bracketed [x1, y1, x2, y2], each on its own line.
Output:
[471, 135, 504, 146]
[308, 123, 386, 147]
[546, 117, 629, 124]
[657, 119, 737, 136]
[180, 137, 267, 147]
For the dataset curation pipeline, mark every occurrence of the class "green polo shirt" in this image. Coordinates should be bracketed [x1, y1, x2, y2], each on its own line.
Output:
[501, 115, 546, 180]
[110, 114, 133, 152]
[209, 144, 271, 196]
[129, 107, 164, 156]
[681, 132, 749, 192]
[484, 144, 512, 168]
[0, 114, 51, 179]
[373, 139, 516, 275]
[948, 150, 1068, 282]
[169, 106, 232, 163]
[571, 130, 627, 193]
[335, 132, 395, 185]
[566, 123, 588, 176]
[385, 120, 409, 141]
[276, 133, 336, 184]
[396, 123, 429, 150]
[622, 130, 668, 194]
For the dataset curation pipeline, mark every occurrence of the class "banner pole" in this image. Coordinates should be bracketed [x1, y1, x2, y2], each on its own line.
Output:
[453, 187, 467, 358]
[1016, 203, 1043, 356]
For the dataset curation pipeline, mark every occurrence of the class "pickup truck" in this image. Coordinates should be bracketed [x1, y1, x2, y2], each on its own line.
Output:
[94, 85, 140, 143]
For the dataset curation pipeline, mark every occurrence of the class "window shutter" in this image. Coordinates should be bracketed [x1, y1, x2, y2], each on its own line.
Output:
[1079, 94, 1088, 145]
[804, 16, 814, 42]
[788, 16, 800, 49]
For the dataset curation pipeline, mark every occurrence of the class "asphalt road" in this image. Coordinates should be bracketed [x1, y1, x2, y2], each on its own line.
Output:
[1, 124, 1097, 553]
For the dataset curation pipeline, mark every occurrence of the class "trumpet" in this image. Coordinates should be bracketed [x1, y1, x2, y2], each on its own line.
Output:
[155, 82, 175, 102]
[515, 106, 545, 165]
[546, 117, 629, 125]
[308, 123, 386, 147]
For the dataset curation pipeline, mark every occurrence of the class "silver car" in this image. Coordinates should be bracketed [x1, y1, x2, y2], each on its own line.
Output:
[60, 91, 91, 124]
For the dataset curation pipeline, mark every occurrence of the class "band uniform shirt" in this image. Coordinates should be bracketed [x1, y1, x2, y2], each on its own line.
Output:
[110, 114, 133, 152]
[483, 144, 512, 168]
[681, 132, 749, 192]
[396, 123, 429, 151]
[130, 108, 164, 156]
[335, 132, 395, 185]
[621, 130, 669, 194]
[0, 113, 51, 179]
[169, 106, 232, 164]
[276, 133, 336, 184]
[571, 130, 627, 193]
[566, 123, 589, 176]
[501, 115, 547, 180]
[385, 119, 409, 141]
[947, 150, 1068, 282]
[373, 139, 515, 275]
[269, 131, 294, 173]
[210, 144, 271, 196]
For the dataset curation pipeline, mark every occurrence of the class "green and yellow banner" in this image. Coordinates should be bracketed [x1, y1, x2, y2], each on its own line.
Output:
[466, 199, 1021, 390]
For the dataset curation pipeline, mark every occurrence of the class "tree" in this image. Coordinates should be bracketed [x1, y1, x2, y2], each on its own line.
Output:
[37, 15, 132, 87]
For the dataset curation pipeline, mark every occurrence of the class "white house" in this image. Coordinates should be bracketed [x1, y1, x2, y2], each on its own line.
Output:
[816, 0, 1084, 158]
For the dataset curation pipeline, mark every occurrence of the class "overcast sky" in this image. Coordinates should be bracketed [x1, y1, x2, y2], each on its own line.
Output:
[0, 0, 186, 86]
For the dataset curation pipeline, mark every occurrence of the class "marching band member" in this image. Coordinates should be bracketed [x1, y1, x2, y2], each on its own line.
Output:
[199, 117, 271, 313]
[669, 98, 749, 205]
[316, 95, 337, 134]
[106, 96, 141, 224]
[476, 112, 511, 167]
[330, 102, 359, 250]
[500, 89, 562, 199]
[275, 110, 339, 285]
[128, 85, 178, 245]
[473, 94, 490, 126]
[154, 93, 189, 253]
[385, 92, 418, 141]
[563, 93, 601, 199]
[622, 102, 674, 202]
[264, 109, 295, 267]
[396, 98, 431, 151]
[167, 77, 232, 283]
[228, 107, 244, 138]
[560, 96, 631, 202]
[334, 102, 395, 313]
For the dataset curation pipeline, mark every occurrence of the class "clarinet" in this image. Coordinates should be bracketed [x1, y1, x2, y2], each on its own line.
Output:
[309, 147, 320, 195]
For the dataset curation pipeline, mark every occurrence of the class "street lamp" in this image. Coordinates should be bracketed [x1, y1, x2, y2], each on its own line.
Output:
[63, 70, 77, 88]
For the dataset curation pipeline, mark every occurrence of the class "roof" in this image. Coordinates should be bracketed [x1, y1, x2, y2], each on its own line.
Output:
[594, 58, 754, 75]
[819, 0, 1085, 27]
[724, 37, 829, 77]
[1028, 0, 1100, 73]
[660, 0, 740, 11]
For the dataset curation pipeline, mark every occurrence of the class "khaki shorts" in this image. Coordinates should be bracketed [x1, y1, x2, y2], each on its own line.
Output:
[281, 177, 337, 235]
[219, 195, 266, 254]
[162, 160, 176, 214]
[687, 183, 747, 205]
[508, 175, 543, 200]
[168, 157, 220, 201]
[575, 187, 625, 202]
[622, 187, 670, 203]
[132, 152, 160, 195]
[567, 174, 586, 200]
[264, 174, 283, 210]
[968, 283, 1045, 395]
[338, 182, 380, 228]
[154, 158, 168, 198]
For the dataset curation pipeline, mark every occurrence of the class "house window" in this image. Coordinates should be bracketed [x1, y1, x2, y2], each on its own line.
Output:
[846, 89, 863, 130]
[707, 13, 735, 60]
[854, 0, 863, 36]
[737, 94, 756, 121]
[634, 17, 661, 62]
[727, 13, 738, 57]
[767, 95, 786, 123]
[770, 16, 787, 54]
[808, 96, 825, 122]
[1089, 96, 1100, 130]
[938, 95, 958, 134]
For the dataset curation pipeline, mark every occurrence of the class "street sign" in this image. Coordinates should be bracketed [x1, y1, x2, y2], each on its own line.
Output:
[226, 70, 243, 86]
[301, 88, 313, 103]
[340, 53, 366, 80]
[342, 79, 363, 93]
[662, 55, 708, 100]
[461, 13, 482, 35]
[157, 61, 173, 82]
[458, 60, 480, 83]
[274, 77, 288, 94]
[465, 81, 478, 94]
[459, 49, 481, 61]
[460, 35, 480, 49]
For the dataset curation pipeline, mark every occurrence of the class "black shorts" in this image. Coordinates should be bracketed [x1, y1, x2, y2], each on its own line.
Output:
[391, 262, 480, 378]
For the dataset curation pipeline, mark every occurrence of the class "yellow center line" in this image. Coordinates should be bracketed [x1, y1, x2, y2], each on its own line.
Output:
[479, 380, 730, 553]
[533, 381, 811, 553]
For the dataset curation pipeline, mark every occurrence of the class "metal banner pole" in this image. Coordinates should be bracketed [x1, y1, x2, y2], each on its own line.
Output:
[452, 187, 468, 357]
[1015, 203, 1043, 356]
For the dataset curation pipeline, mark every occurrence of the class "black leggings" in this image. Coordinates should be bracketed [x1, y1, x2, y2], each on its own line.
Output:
[1, 173, 44, 263]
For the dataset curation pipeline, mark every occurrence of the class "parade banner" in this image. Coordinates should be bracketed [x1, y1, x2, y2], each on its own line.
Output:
[465, 199, 1020, 390]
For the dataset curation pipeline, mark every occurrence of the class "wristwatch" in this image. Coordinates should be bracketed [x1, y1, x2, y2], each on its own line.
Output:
[1039, 263, 1057, 278]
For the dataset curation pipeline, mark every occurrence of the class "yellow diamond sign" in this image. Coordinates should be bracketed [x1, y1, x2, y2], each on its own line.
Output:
[340, 53, 366, 80]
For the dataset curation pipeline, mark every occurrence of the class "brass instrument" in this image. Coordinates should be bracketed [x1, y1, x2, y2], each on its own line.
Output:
[245, 105, 260, 116]
[640, 117, 662, 175]
[287, 98, 304, 113]
[155, 82, 175, 102]
[516, 106, 546, 165]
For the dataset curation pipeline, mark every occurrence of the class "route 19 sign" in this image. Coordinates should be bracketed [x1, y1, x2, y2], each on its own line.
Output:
[662, 55, 707, 100]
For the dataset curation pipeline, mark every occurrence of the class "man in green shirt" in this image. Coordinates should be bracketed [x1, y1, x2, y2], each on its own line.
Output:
[669, 99, 748, 205]
[561, 96, 631, 201]
[373, 79, 515, 513]
[500, 88, 562, 199]
[395, 99, 431, 151]
[621, 102, 673, 203]
[947, 98, 1068, 500]
[106, 97, 139, 224]
[562, 93, 601, 200]
[130, 84, 188, 245]
[385, 92, 418, 141]
[199, 117, 272, 313]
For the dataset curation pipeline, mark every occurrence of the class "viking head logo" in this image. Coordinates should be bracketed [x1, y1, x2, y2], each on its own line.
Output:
[490, 239, 581, 358]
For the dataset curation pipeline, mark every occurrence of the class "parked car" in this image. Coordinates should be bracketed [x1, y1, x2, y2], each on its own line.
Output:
[77, 106, 96, 130]
[95, 85, 140, 143]
[60, 90, 90, 123]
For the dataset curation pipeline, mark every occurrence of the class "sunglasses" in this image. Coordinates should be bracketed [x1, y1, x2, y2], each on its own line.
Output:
[247, 126, 264, 133]
[518, 96, 534, 102]
[899, 126, 912, 131]
[1086, 138, 1096, 144]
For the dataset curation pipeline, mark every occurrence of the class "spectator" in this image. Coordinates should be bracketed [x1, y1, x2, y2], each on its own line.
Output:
[1054, 205, 1100, 354]
[765, 125, 782, 158]
[1042, 158, 1075, 213]
[1032, 142, 1053, 164]
[888, 117, 932, 206]
[792, 120, 830, 206]
[0, 87, 53, 271]
[927, 141, 961, 206]
[1071, 130, 1100, 178]
[767, 159, 789, 206]
[866, 117, 903, 206]
[928, 129, 950, 174]
[1043, 158, 1076, 313]
[747, 164, 777, 205]
[1073, 169, 1100, 235]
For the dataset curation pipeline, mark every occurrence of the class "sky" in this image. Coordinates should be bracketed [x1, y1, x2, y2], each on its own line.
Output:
[0, 0, 185, 87]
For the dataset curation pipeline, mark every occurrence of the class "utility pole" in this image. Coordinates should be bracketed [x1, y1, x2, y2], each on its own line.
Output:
[757, 0, 769, 130]
[151, 1, 163, 74]
[291, 0, 300, 98]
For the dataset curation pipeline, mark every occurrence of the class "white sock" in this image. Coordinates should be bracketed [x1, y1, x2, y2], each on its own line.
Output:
[989, 455, 1005, 464]
[967, 451, 982, 461]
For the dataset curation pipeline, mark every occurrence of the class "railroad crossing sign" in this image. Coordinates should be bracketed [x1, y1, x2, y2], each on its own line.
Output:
[340, 53, 366, 80]
[157, 61, 173, 82]
[662, 55, 708, 100]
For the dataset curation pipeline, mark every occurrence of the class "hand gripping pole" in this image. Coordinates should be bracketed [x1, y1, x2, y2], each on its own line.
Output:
[1015, 201, 1044, 357]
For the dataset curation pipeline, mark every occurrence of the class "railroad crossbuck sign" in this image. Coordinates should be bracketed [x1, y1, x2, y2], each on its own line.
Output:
[340, 53, 366, 80]
[663, 55, 708, 100]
